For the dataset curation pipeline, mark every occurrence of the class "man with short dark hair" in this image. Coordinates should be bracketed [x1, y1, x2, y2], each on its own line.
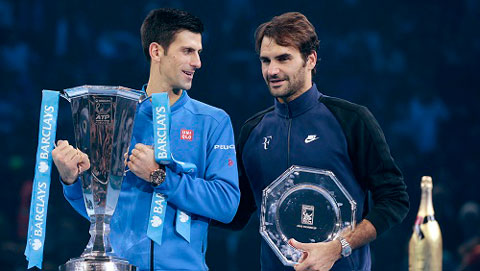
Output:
[221, 12, 409, 271]
[52, 8, 240, 270]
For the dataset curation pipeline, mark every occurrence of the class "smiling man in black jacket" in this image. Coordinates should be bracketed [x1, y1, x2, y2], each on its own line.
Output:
[219, 12, 409, 271]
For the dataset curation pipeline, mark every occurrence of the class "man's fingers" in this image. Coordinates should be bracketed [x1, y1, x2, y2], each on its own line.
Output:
[127, 161, 137, 172]
[289, 238, 310, 251]
[56, 140, 68, 146]
[63, 147, 78, 162]
[294, 250, 309, 271]
[298, 251, 308, 263]
[294, 257, 314, 271]
[78, 152, 90, 170]
[56, 140, 69, 148]
[134, 143, 146, 150]
[129, 154, 136, 162]
[53, 141, 69, 153]
[294, 261, 306, 271]
[135, 143, 153, 152]
[131, 150, 148, 161]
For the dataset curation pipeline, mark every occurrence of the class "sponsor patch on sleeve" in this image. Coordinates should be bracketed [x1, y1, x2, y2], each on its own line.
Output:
[214, 144, 235, 151]
[181, 129, 194, 141]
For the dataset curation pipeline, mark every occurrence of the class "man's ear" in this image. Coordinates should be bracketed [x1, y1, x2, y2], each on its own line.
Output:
[306, 51, 317, 71]
[149, 42, 165, 62]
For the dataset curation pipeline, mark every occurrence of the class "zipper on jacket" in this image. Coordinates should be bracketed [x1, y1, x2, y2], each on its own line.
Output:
[287, 118, 292, 167]
[286, 103, 292, 168]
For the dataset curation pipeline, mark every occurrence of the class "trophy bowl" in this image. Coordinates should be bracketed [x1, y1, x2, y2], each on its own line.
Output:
[260, 165, 357, 266]
[59, 85, 144, 271]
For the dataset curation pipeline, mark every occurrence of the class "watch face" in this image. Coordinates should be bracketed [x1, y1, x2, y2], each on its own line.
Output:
[340, 238, 352, 257]
[151, 168, 166, 185]
[342, 245, 352, 257]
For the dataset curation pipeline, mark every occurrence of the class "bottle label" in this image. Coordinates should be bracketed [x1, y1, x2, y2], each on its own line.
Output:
[415, 215, 436, 225]
[414, 216, 425, 240]
[414, 216, 424, 225]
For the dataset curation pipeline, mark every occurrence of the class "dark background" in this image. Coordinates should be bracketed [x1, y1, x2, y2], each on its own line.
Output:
[1, 0, 479, 270]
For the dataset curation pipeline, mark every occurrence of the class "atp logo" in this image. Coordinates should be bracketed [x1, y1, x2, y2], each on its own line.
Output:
[179, 211, 189, 223]
[38, 161, 49, 173]
[151, 215, 163, 227]
[32, 239, 42, 251]
[301, 204, 315, 225]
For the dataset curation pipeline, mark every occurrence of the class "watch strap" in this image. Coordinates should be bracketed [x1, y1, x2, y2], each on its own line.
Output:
[338, 236, 352, 257]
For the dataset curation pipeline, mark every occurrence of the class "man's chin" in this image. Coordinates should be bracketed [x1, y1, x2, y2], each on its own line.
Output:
[176, 82, 192, 91]
[268, 86, 288, 97]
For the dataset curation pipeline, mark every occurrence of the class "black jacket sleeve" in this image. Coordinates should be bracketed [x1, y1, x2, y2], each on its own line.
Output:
[323, 97, 410, 236]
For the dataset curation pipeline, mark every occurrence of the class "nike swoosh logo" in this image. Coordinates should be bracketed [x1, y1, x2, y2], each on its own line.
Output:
[305, 136, 319, 143]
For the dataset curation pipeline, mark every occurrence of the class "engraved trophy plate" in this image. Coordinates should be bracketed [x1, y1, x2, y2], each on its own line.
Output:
[260, 166, 356, 266]
[59, 85, 144, 271]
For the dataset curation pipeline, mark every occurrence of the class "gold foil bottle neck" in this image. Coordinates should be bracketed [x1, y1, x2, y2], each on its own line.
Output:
[421, 176, 433, 189]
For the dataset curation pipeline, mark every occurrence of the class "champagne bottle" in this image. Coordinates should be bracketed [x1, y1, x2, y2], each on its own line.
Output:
[408, 176, 443, 271]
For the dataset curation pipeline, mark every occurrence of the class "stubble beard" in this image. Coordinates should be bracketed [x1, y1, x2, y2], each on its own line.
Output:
[267, 69, 306, 102]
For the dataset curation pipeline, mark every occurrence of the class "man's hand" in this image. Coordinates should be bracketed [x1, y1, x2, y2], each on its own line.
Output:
[127, 143, 159, 182]
[289, 220, 377, 271]
[52, 140, 90, 185]
[289, 238, 342, 271]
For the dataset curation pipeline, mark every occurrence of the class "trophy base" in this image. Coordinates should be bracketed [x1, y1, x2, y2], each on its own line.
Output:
[59, 256, 137, 271]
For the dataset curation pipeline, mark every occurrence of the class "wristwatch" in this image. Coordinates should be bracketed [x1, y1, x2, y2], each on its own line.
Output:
[338, 236, 352, 258]
[149, 166, 166, 187]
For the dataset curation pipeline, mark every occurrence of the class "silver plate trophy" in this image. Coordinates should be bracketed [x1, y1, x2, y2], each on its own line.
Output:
[260, 166, 357, 266]
[59, 85, 144, 271]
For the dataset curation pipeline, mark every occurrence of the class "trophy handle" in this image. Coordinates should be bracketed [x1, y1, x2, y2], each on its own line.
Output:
[60, 92, 71, 103]
[139, 94, 148, 103]
[92, 172, 108, 185]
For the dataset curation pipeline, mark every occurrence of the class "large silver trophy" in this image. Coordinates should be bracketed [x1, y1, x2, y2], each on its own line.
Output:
[59, 85, 144, 271]
[260, 166, 357, 266]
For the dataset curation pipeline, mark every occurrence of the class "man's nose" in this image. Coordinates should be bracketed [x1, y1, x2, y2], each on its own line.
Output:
[267, 64, 280, 77]
[191, 53, 201, 69]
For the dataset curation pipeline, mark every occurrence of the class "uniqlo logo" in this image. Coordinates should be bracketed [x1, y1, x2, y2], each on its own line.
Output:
[181, 129, 193, 141]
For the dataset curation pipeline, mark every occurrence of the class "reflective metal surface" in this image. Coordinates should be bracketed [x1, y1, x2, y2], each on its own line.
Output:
[260, 165, 357, 266]
[59, 256, 136, 271]
[60, 85, 143, 270]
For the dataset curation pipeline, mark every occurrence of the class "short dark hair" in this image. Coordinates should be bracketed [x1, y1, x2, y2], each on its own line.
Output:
[140, 8, 204, 61]
[255, 12, 319, 75]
